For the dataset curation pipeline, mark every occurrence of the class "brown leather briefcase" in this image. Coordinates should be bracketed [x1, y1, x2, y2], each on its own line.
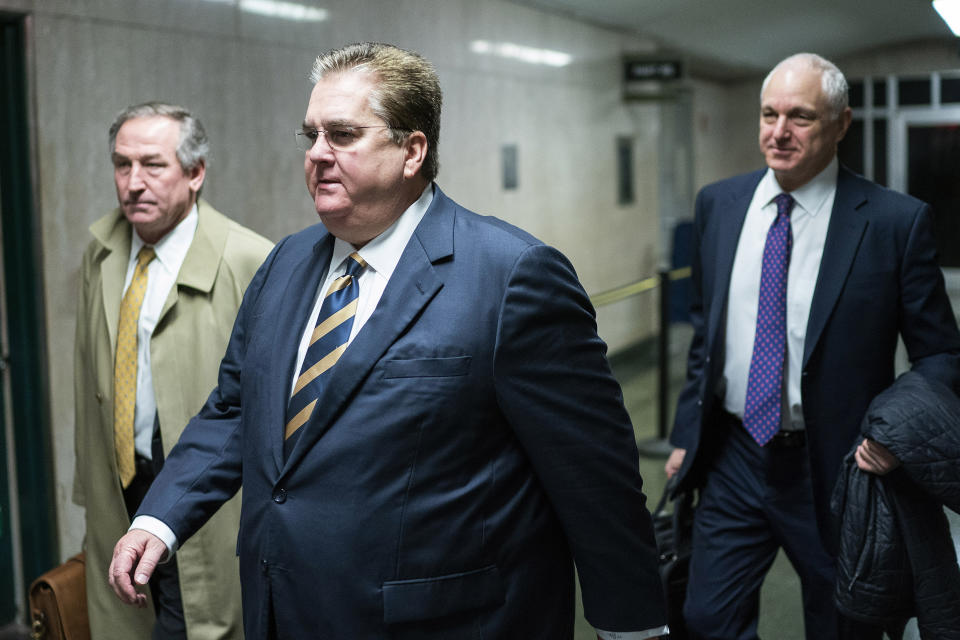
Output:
[28, 553, 90, 640]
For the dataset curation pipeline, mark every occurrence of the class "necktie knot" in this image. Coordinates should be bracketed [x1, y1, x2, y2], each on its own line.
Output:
[343, 251, 367, 278]
[136, 246, 156, 271]
[774, 193, 795, 220]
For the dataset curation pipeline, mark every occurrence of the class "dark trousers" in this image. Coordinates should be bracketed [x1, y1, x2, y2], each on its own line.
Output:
[123, 445, 188, 640]
[683, 414, 889, 640]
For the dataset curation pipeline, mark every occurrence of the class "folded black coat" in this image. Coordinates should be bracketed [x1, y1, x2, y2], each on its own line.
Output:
[832, 371, 960, 639]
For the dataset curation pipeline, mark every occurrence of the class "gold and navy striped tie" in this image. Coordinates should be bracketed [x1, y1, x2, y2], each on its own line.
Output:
[285, 252, 367, 444]
[114, 246, 155, 488]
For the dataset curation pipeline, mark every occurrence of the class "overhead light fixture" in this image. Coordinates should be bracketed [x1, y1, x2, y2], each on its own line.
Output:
[201, 0, 328, 22]
[240, 0, 328, 21]
[933, 0, 960, 36]
[470, 40, 572, 67]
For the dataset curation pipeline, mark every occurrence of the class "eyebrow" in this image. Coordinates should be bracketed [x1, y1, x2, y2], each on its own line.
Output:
[111, 152, 166, 163]
[300, 119, 358, 130]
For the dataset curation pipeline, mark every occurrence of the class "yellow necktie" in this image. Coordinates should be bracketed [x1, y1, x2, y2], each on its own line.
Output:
[114, 246, 155, 489]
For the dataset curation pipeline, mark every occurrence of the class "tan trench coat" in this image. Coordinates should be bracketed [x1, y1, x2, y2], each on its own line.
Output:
[73, 200, 272, 640]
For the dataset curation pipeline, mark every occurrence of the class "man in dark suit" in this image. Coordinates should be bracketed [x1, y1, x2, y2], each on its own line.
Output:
[665, 52, 960, 639]
[108, 43, 668, 639]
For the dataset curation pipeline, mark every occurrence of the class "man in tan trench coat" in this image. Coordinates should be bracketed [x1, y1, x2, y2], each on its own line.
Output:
[73, 102, 272, 639]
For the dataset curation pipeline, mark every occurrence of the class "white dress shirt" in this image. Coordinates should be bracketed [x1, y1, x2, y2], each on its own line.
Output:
[722, 158, 838, 430]
[123, 204, 198, 459]
[290, 185, 433, 392]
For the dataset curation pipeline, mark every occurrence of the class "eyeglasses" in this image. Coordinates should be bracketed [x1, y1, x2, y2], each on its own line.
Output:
[295, 125, 395, 152]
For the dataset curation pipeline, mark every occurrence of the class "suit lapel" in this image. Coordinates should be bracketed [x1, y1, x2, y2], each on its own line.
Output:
[707, 176, 759, 358]
[282, 188, 453, 474]
[803, 168, 868, 366]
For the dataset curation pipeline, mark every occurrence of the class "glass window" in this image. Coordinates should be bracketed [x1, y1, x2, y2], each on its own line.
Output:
[874, 119, 887, 187]
[873, 79, 887, 107]
[907, 124, 960, 267]
[838, 120, 864, 175]
[898, 78, 931, 106]
[849, 81, 864, 109]
[942, 77, 960, 104]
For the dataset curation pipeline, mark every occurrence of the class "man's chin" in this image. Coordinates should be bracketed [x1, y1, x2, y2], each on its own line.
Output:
[123, 208, 158, 224]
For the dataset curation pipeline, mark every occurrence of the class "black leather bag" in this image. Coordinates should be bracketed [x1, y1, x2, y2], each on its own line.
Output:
[652, 478, 695, 639]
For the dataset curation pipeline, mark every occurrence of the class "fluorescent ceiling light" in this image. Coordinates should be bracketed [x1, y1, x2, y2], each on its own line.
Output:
[240, 0, 328, 21]
[934, 0, 960, 36]
[203, 0, 328, 22]
[471, 40, 572, 67]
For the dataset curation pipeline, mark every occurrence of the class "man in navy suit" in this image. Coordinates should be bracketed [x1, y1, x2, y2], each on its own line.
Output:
[108, 43, 668, 639]
[666, 53, 960, 639]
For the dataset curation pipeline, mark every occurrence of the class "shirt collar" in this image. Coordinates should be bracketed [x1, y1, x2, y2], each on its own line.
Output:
[329, 183, 434, 279]
[130, 203, 199, 274]
[758, 156, 838, 218]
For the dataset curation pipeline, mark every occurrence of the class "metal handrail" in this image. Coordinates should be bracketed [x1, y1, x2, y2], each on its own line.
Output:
[590, 266, 691, 307]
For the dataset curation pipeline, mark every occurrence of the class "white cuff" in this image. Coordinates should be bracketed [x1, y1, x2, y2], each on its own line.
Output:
[596, 625, 670, 639]
[128, 515, 179, 560]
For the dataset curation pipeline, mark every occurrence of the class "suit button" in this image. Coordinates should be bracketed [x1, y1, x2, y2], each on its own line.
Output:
[273, 488, 287, 504]
[261, 559, 268, 574]
[96, 392, 104, 403]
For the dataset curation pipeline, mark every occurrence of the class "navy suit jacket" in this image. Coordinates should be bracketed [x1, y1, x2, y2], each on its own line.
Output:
[139, 186, 667, 638]
[670, 165, 960, 552]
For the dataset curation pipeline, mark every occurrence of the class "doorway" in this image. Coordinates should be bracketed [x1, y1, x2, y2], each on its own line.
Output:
[891, 108, 960, 317]
[0, 11, 59, 624]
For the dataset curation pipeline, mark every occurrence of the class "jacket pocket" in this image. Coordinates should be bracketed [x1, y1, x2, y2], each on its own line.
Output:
[383, 356, 471, 379]
[382, 564, 504, 624]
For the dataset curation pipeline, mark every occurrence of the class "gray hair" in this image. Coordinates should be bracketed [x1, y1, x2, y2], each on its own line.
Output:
[310, 42, 442, 181]
[108, 102, 210, 172]
[761, 53, 849, 121]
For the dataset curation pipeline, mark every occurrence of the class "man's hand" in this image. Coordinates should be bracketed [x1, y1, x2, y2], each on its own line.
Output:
[665, 448, 686, 478]
[855, 438, 900, 475]
[108, 529, 168, 607]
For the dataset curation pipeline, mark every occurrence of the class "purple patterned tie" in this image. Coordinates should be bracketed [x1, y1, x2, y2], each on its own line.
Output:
[743, 193, 794, 446]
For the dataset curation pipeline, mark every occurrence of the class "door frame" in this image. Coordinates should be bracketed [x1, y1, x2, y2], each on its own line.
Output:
[0, 11, 58, 624]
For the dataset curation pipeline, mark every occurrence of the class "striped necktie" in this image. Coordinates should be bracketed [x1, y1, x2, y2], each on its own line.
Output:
[284, 252, 367, 443]
[743, 193, 794, 446]
[114, 246, 155, 488]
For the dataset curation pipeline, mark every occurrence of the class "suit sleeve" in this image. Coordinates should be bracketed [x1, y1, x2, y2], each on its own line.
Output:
[670, 188, 709, 450]
[899, 203, 960, 392]
[491, 243, 667, 633]
[135, 239, 282, 543]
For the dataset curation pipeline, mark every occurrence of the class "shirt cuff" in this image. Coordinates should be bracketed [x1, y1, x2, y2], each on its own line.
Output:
[596, 625, 670, 639]
[128, 515, 179, 560]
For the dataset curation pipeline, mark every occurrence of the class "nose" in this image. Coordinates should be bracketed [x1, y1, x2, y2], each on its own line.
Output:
[127, 163, 146, 191]
[772, 115, 790, 140]
[307, 133, 336, 163]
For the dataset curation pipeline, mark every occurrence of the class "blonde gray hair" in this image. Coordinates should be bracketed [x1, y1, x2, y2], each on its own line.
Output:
[311, 43, 442, 181]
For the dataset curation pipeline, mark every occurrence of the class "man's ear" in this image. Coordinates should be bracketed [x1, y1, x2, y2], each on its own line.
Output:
[836, 107, 853, 143]
[402, 131, 427, 179]
[187, 159, 206, 193]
